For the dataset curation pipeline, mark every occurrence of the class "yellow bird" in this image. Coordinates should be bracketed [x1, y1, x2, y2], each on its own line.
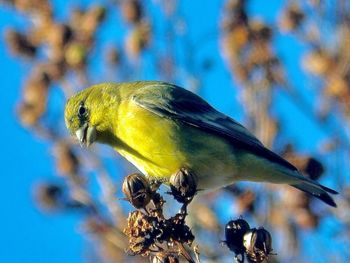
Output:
[64, 81, 337, 206]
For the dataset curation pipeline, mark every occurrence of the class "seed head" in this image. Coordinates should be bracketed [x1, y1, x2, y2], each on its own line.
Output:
[122, 173, 152, 209]
[243, 227, 273, 262]
[169, 168, 197, 204]
[224, 218, 250, 254]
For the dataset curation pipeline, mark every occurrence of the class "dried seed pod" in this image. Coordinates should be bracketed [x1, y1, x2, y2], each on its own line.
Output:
[80, 5, 106, 36]
[106, 47, 121, 66]
[169, 168, 197, 203]
[243, 227, 273, 262]
[5, 29, 37, 58]
[89, 5, 106, 23]
[53, 142, 79, 175]
[37, 61, 66, 81]
[121, 0, 143, 24]
[304, 157, 324, 180]
[64, 42, 87, 69]
[122, 173, 152, 209]
[279, 4, 305, 32]
[237, 190, 256, 214]
[125, 21, 151, 59]
[17, 102, 40, 126]
[295, 209, 319, 229]
[35, 183, 63, 210]
[224, 218, 250, 254]
[47, 23, 73, 48]
[302, 50, 333, 76]
[35, 182, 85, 211]
[249, 20, 272, 42]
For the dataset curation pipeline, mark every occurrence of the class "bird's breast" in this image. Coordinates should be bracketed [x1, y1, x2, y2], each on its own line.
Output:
[114, 101, 186, 179]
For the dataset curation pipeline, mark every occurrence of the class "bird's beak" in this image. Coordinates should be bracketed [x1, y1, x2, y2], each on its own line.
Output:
[75, 123, 97, 147]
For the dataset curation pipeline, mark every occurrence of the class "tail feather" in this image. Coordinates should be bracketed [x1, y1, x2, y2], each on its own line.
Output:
[291, 182, 337, 207]
[272, 167, 338, 207]
[319, 184, 339, 195]
[242, 156, 338, 207]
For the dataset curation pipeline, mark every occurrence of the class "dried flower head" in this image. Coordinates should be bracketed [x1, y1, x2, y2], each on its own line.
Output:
[123, 171, 196, 261]
[123, 210, 154, 256]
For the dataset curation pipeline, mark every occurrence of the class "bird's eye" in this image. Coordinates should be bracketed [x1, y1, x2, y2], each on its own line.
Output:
[78, 103, 88, 118]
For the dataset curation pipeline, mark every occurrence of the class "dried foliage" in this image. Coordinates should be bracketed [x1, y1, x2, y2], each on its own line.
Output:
[122, 172, 196, 262]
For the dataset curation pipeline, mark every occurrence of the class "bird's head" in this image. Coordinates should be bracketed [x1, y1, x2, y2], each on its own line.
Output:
[64, 83, 119, 147]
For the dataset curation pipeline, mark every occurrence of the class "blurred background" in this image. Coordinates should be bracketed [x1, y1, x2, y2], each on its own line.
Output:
[1, 0, 350, 262]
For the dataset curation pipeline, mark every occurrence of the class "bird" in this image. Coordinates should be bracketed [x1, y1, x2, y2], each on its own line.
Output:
[64, 81, 338, 207]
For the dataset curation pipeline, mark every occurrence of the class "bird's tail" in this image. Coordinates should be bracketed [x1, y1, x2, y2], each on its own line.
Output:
[291, 179, 338, 207]
[240, 156, 338, 207]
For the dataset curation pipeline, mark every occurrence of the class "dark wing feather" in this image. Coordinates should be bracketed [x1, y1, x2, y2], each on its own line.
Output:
[132, 82, 297, 171]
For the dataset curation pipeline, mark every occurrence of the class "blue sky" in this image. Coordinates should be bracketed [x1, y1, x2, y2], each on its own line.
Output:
[0, 0, 347, 262]
[0, 5, 84, 263]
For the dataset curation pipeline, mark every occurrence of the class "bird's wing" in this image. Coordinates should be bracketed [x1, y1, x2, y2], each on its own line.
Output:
[132, 82, 297, 171]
